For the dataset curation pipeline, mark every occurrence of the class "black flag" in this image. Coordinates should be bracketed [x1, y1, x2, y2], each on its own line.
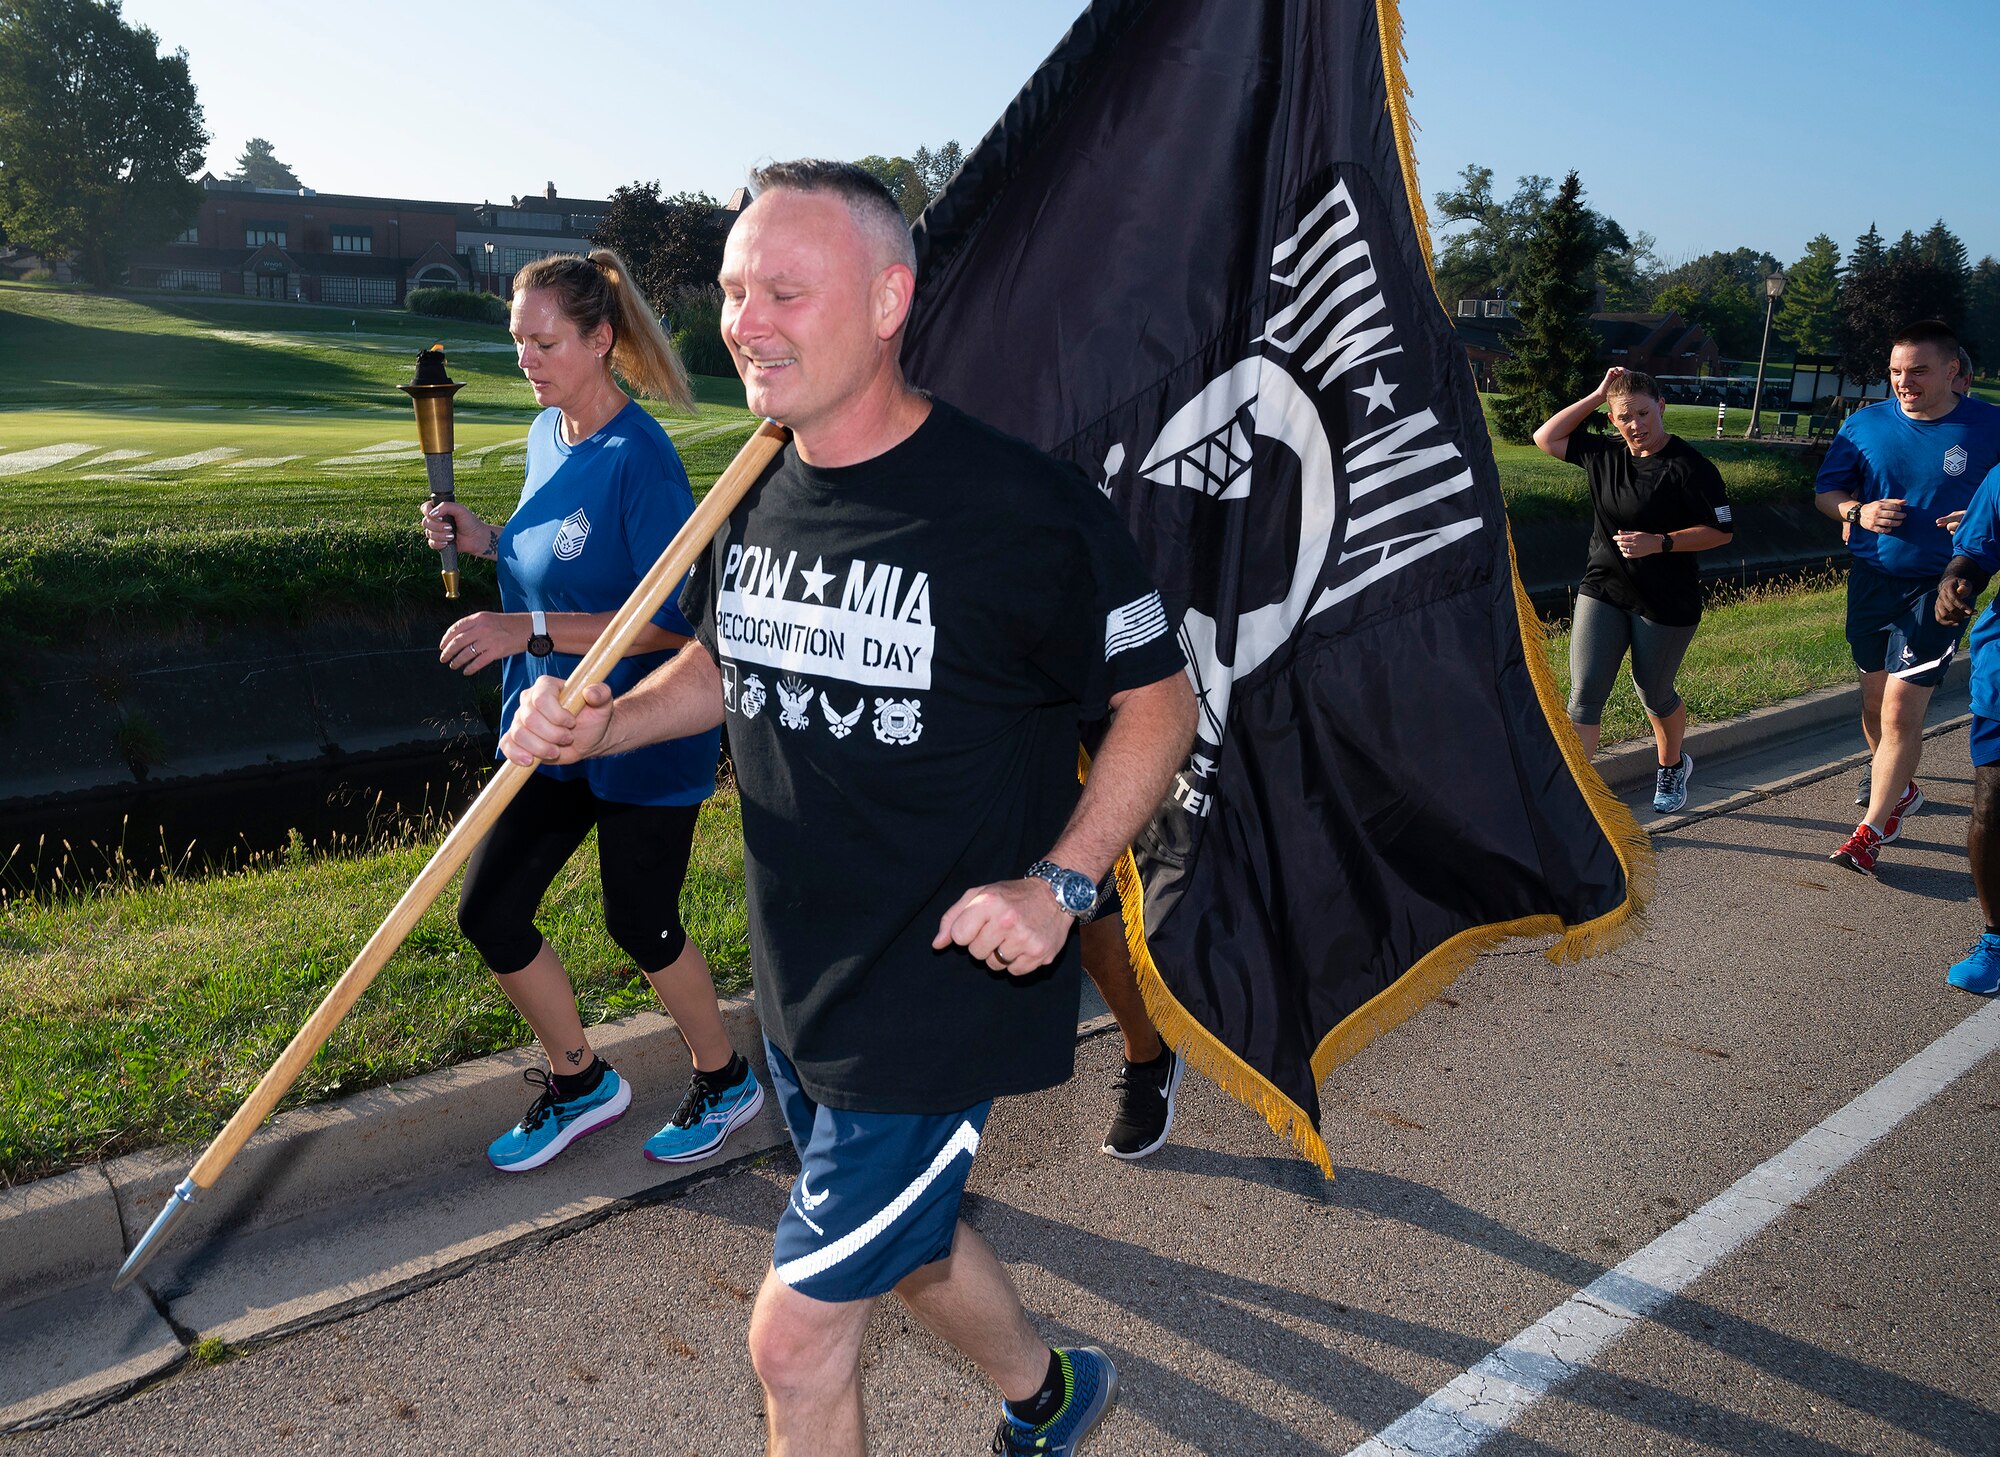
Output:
[903, 0, 1649, 1172]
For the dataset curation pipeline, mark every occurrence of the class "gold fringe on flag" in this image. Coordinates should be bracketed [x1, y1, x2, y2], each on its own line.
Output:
[1095, 0, 1653, 1178]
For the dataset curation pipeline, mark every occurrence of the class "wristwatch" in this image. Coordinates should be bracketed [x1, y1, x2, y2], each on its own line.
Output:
[1027, 860, 1098, 919]
[1845, 502, 1864, 527]
[527, 610, 554, 658]
[1659, 532, 1674, 553]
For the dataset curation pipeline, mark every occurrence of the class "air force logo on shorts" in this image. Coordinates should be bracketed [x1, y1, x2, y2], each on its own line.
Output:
[552, 508, 591, 560]
[1945, 445, 1968, 477]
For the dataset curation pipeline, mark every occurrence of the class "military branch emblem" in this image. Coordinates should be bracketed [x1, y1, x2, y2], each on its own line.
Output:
[552, 508, 591, 561]
[872, 698, 924, 745]
[739, 673, 767, 720]
[777, 676, 812, 730]
[820, 692, 863, 739]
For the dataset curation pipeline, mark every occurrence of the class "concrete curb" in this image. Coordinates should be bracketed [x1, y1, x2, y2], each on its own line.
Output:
[1592, 656, 1970, 793]
[1, 995, 766, 1311]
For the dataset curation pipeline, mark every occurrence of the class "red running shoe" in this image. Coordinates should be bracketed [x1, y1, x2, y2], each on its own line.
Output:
[1879, 783, 1924, 843]
[1830, 822, 1885, 874]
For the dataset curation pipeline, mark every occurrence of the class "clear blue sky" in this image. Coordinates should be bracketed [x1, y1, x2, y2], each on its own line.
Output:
[121, 0, 2000, 269]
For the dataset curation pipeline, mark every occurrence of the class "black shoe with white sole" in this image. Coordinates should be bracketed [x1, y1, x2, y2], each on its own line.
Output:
[1102, 1047, 1184, 1160]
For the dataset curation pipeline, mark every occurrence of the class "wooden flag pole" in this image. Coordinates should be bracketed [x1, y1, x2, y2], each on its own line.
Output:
[113, 418, 789, 1292]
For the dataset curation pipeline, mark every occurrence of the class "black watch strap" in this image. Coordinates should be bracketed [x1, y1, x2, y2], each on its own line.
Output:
[1846, 502, 1863, 525]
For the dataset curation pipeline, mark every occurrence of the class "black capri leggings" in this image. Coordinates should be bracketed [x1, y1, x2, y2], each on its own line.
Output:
[459, 769, 702, 976]
[1566, 593, 1699, 727]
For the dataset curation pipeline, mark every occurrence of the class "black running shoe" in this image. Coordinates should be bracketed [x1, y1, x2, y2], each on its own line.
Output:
[1102, 1048, 1183, 1160]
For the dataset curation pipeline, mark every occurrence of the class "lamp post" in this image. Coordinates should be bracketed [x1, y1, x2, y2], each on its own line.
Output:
[1745, 268, 1788, 439]
[482, 241, 495, 297]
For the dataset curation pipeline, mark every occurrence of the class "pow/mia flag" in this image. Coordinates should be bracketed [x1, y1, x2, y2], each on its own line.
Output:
[903, 0, 1649, 1171]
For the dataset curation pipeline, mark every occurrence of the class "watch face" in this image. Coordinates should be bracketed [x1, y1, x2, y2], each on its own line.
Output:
[1056, 870, 1097, 914]
[529, 634, 553, 657]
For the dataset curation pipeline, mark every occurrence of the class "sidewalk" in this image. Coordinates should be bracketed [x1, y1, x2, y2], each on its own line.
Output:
[0, 668, 1974, 1433]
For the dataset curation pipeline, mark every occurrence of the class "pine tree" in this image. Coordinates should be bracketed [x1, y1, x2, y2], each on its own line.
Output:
[230, 137, 301, 190]
[1776, 234, 1842, 356]
[1848, 223, 1886, 274]
[1965, 257, 2000, 371]
[1492, 172, 1599, 444]
[1916, 219, 1970, 285]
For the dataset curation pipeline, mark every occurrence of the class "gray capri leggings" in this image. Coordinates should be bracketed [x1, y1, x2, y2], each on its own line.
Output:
[1567, 593, 1699, 726]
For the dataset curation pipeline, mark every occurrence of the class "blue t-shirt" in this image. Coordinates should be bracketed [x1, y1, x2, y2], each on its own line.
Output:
[496, 401, 718, 807]
[1947, 463, 2000, 721]
[1814, 395, 2000, 578]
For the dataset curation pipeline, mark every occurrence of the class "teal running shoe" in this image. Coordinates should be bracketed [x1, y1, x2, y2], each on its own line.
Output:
[991, 1347, 1118, 1455]
[487, 1066, 630, 1173]
[643, 1059, 765, 1164]
[1947, 932, 2000, 995]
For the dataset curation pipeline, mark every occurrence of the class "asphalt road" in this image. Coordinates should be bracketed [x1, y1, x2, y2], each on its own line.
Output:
[10, 731, 1997, 1457]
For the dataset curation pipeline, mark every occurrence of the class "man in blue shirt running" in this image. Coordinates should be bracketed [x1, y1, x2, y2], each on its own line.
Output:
[1814, 320, 2000, 874]
[1931, 458, 2000, 994]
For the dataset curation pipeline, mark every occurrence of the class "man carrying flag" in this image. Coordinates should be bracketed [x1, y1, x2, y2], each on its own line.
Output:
[905, 0, 1646, 1169]
[503, 160, 1191, 1455]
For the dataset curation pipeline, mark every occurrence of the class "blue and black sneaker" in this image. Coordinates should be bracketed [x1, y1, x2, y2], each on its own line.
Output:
[1947, 932, 2000, 995]
[643, 1057, 764, 1164]
[487, 1066, 630, 1173]
[991, 1347, 1118, 1455]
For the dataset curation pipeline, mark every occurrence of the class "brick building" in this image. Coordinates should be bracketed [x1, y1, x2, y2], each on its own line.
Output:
[129, 175, 471, 305]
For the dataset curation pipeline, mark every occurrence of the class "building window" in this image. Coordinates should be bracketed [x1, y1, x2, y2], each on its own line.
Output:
[331, 225, 372, 254]
[245, 221, 287, 247]
[171, 224, 199, 245]
[318, 275, 398, 306]
[153, 268, 221, 292]
[500, 246, 547, 273]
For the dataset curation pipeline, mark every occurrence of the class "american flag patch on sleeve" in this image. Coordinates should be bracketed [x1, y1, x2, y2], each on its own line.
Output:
[1105, 591, 1168, 659]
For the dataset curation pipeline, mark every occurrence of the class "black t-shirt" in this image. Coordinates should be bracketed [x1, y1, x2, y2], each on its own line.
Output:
[683, 400, 1185, 1113]
[1565, 430, 1733, 626]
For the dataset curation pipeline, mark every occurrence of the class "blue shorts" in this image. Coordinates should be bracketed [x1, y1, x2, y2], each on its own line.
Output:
[1972, 715, 2000, 768]
[1845, 561, 1963, 686]
[764, 1037, 990, 1304]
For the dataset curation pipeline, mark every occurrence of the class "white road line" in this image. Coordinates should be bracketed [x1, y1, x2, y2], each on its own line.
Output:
[0, 442, 93, 475]
[1345, 999, 2000, 1457]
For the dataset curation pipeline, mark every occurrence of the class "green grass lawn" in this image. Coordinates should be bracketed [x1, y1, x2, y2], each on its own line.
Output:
[0, 286, 758, 635]
[1541, 575, 1854, 747]
[1479, 396, 1820, 521]
[0, 786, 750, 1184]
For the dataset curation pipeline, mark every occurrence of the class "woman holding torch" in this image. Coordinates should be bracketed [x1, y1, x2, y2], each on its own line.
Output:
[421, 249, 762, 1172]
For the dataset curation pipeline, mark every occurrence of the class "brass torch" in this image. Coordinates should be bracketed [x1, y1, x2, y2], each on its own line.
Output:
[400, 345, 466, 598]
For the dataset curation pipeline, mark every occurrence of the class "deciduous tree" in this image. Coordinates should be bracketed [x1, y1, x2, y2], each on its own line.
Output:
[590, 181, 726, 305]
[1431, 163, 1645, 312]
[913, 141, 963, 201]
[1837, 258, 1967, 385]
[853, 154, 926, 224]
[0, 0, 207, 286]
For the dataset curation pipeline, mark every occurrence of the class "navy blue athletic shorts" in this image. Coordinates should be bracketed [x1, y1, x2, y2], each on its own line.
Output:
[1972, 715, 2000, 768]
[764, 1037, 990, 1304]
[1845, 561, 1964, 687]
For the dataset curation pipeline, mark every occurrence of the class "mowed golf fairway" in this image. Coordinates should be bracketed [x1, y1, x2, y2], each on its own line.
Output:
[0, 284, 757, 530]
